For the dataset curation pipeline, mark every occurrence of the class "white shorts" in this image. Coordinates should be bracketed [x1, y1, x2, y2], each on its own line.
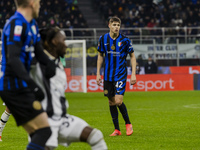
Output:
[46, 114, 88, 148]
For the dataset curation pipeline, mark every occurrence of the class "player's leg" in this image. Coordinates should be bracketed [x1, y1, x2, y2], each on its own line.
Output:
[0, 107, 11, 141]
[58, 115, 107, 150]
[104, 81, 121, 136]
[85, 127, 107, 150]
[44, 119, 60, 150]
[115, 80, 133, 136]
[115, 95, 133, 135]
[115, 95, 131, 124]
[24, 112, 52, 150]
[0, 90, 51, 149]
[108, 97, 121, 136]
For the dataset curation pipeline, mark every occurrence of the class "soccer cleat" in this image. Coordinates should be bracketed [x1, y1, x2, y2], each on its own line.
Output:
[126, 124, 133, 136]
[109, 129, 121, 136]
[0, 136, 2, 141]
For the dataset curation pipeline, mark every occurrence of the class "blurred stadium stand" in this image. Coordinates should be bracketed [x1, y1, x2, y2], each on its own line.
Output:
[0, 0, 89, 32]
[1, 0, 200, 69]
[1, 0, 200, 42]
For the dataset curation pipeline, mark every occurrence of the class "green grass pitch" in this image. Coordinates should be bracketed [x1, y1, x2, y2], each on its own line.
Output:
[0, 91, 200, 150]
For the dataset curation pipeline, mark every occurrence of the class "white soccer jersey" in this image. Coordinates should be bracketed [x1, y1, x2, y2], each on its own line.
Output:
[46, 59, 67, 121]
[30, 51, 67, 121]
[30, 52, 88, 149]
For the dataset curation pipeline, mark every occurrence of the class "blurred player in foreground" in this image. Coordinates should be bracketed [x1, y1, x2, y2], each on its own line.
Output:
[0, 0, 56, 149]
[29, 27, 107, 150]
[0, 106, 11, 141]
[96, 16, 137, 136]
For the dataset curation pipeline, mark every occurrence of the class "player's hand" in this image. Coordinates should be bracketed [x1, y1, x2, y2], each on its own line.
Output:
[96, 74, 102, 86]
[130, 74, 136, 85]
[28, 80, 44, 101]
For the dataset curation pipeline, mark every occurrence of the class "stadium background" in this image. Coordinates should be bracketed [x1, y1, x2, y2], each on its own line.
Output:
[0, 1, 200, 150]
[1, 0, 200, 93]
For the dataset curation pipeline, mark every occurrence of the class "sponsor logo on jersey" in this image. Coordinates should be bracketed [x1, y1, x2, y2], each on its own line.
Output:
[107, 51, 120, 56]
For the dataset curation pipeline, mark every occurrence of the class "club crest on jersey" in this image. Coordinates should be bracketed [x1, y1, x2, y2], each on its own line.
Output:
[111, 45, 115, 50]
[104, 90, 108, 95]
[118, 42, 122, 47]
[14, 25, 22, 36]
[31, 25, 37, 35]
[33, 101, 42, 110]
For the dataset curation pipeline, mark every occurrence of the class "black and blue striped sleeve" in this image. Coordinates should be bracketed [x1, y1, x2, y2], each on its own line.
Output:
[6, 19, 34, 83]
[97, 35, 104, 53]
[127, 38, 134, 53]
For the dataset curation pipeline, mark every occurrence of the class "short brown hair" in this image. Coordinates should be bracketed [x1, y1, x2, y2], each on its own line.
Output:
[109, 17, 121, 24]
[14, 0, 30, 8]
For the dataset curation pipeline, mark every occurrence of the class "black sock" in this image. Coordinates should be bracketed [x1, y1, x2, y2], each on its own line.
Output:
[118, 102, 131, 124]
[109, 105, 120, 130]
[26, 127, 51, 150]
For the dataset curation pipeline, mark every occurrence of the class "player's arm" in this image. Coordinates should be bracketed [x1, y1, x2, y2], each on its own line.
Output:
[127, 38, 136, 85]
[7, 21, 44, 100]
[8, 46, 44, 100]
[129, 52, 136, 85]
[7, 21, 34, 83]
[96, 36, 104, 86]
[96, 52, 103, 85]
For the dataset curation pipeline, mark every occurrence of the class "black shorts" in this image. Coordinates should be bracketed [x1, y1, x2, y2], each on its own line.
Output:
[0, 88, 44, 126]
[104, 79, 126, 97]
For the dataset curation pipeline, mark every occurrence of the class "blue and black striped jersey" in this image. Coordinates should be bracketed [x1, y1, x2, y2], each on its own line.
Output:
[0, 11, 41, 91]
[97, 33, 134, 81]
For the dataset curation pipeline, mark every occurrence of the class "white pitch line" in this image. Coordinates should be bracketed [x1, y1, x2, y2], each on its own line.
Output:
[183, 104, 200, 109]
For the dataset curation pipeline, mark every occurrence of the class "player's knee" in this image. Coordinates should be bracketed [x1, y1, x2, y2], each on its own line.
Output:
[87, 128, 103, 145]
[87, 129, 107, 150]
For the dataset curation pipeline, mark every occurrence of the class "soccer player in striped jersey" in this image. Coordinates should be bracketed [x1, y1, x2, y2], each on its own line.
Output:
[0, 0, 56, 149]
[96, 16, 137, 136]
[30, 27, 107, 150]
